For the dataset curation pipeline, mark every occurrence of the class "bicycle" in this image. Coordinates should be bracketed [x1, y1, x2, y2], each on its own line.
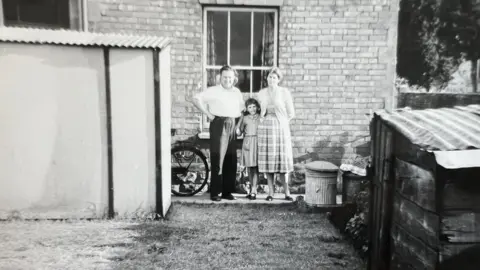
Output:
[170, 128, 210, 196]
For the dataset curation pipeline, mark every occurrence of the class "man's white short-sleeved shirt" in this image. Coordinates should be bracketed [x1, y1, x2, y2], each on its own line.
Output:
[195, 85, 244, 118]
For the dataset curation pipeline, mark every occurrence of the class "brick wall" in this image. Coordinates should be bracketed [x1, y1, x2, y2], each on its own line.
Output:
[87, 0, 204, 140]
[87, 0, 399, 165]
[278, 0, 399, 164]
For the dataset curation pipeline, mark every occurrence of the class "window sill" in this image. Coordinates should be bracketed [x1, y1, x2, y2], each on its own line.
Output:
[198, 0, 283, 6]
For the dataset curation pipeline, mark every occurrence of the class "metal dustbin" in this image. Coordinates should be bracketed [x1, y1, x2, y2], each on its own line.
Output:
[305, 161, 338, 206]
[342, 172, 366, 204]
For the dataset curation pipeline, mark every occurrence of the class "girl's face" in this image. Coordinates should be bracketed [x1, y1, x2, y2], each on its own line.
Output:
[247, 104, 257, 115]
[267, 73, 280, 87]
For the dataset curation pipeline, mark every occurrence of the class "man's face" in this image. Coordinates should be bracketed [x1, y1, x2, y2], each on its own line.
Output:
[220, 70, 236, 89]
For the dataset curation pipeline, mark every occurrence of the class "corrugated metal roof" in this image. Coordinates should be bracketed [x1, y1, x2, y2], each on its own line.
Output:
[0, 27, 171, 49]
[375, 104, 480, 151]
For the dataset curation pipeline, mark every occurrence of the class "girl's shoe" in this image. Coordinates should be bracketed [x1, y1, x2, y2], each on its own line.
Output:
[285, 196, 293, 201]
[266, 195, 273, 201]
[250, 194, 256, 200]
[246, 194, 252, 199]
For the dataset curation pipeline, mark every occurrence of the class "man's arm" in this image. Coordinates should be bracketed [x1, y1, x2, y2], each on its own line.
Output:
[235, 115, 245, 136]
[237, 90, 245, 115]
[191, 90, 215, 121]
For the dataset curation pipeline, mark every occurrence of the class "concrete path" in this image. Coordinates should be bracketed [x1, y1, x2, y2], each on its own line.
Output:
[172, 193, 343, 205]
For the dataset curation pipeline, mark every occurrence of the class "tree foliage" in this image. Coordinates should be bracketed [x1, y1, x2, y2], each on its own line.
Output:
[397, 0, 480, 91]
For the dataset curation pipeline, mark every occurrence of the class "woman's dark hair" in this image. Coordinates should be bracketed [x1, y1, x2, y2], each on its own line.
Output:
[243, 98, 261, 116]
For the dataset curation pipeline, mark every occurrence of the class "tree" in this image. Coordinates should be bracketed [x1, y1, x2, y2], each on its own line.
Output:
[397, 0, 480, 92]
[397, 0, 463, 90]
[438, 0, 480, 92]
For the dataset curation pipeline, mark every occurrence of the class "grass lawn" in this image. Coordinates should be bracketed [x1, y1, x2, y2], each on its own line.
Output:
[0, 203, 363, 270]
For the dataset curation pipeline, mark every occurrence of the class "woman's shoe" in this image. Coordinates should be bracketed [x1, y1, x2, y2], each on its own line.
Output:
[266, 195, 273, 201]
[250, 194, 256, 200]
[285, 196, 293, 201]
[246, 194, 252, 199]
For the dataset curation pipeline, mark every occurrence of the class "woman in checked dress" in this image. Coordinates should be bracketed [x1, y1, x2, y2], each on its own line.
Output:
[257, 67, 295, 201]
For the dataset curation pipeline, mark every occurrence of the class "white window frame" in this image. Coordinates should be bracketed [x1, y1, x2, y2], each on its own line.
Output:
[201, 6, 278, 131]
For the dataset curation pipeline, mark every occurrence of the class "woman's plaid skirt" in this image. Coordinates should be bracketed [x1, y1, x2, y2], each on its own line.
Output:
[257, 111, 294, 173]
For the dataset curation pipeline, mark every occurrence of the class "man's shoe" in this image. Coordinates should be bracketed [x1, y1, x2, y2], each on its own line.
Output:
[221, 194, 236, 200]
[211, 196, 221, 201]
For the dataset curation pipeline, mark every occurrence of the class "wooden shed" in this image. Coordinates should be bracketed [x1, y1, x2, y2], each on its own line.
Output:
[0, 27, 172, 219]
[368, 104, 480, 270]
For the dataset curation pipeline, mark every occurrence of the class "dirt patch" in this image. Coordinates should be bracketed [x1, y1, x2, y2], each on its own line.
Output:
[0, 204, 363, 269]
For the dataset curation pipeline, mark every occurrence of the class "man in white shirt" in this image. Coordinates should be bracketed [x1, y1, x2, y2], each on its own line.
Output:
[192, 65, 245, 201]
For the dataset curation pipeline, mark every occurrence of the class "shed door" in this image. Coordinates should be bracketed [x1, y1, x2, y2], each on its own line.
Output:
[156, 47, 172, 217]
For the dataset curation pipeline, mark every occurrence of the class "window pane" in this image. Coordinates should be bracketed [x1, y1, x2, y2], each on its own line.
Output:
[3, 0, 17, 22]
[206, 69, 220, 87]
[252, 70, 268, 92]
[230, 11, 252, 66]
[206, 11, 228, 66]
[3, 0, 70, 29]
[253, 12, 275, 67]
[236, 70, 251, 93]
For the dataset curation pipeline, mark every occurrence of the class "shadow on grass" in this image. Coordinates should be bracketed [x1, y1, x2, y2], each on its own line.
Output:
[103, 203, 362, 269]
[123, 223, 201, 244]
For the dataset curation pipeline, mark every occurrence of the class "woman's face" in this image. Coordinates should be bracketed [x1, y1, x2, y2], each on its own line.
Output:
[247, 104, 257, 115]
[267, 73, 280, 87]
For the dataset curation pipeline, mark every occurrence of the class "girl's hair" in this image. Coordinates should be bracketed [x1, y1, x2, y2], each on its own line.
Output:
[243, 98, 261, 116]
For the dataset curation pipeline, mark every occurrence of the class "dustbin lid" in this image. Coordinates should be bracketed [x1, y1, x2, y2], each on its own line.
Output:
[305, 161, 339, 172]
[343, 171, 366, 178]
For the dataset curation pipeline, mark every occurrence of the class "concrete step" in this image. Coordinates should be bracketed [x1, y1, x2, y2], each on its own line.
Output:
[172, 193, 343, 206]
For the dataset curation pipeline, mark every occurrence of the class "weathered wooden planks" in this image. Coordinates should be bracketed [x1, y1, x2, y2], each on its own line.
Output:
[393, 131, 437, 173]
[437, 244, 480, 270]
[369, 116, 383, 270]
[442, 168, 480, 211]
[369, 111, 480, 270]
[440, 243, 477, 262]
[390, 224, 437, 270]
[442, 211, 480, 243]
[395, 158, 436, 212]
[393, 193, 440, 247]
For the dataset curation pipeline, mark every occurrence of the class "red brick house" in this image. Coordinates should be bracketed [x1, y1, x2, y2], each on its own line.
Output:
[0, 0, 400, 164]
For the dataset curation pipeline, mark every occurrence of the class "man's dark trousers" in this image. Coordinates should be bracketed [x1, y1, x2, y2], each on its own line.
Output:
[209, 116, 237, 198]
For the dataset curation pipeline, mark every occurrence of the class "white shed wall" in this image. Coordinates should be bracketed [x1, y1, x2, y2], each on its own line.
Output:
[0, 43, 108, 218]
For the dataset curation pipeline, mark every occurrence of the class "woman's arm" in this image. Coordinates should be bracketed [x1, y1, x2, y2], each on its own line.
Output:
[257, 90, 267, 118]
[284, 88, 295, 121]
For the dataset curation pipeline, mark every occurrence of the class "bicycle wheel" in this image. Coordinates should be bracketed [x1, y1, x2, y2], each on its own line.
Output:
[171, 144, 210, 196]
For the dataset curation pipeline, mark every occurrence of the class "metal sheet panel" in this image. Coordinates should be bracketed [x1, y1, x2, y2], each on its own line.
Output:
[0, 27, 171, 49]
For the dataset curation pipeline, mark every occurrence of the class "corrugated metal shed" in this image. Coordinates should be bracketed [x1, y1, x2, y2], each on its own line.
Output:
[375, 104, 480, 151]
[0, 27, 171, 49]
[375, 104, 480, 169]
